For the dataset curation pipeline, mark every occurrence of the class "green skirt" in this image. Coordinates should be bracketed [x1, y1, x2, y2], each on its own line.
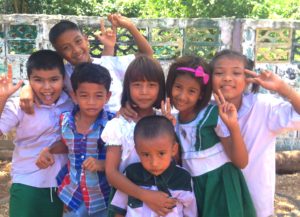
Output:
[193, 162, 256, 217]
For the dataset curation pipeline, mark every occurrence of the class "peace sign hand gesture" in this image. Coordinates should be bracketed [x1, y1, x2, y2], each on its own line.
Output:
[0, 74, 23, 100]
[213, 89, 239, 130]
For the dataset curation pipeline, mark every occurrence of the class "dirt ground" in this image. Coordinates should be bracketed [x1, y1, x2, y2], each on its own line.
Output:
[0, 160, 299, 217]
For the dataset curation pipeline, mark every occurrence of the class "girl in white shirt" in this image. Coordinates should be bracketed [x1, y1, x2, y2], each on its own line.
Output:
[211, 49, 300, 217]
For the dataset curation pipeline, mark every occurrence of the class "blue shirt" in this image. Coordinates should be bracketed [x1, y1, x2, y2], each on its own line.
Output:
[57, 106, 115, 214]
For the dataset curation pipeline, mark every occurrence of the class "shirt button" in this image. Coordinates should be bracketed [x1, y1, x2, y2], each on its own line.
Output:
[82, 188, 86, 191]
[81, 155, 85, 159]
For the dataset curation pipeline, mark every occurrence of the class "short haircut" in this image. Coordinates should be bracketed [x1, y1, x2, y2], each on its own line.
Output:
[166, 55, 212, 112]
[134, 115, 176, 145]
[121, 55, 165, 109]
[26, 49, 65, 78]
[210, 49, 259, 93]
[71, 62, 112, 92]
[49, 20, 81, 46]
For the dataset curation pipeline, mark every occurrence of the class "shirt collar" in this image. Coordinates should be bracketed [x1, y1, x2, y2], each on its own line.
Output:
[238, 93, 256, 118]
[142, 160, 177, 183]
[67, 105, 109, 131]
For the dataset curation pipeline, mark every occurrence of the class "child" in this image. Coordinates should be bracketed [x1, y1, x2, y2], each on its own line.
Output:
[38, 62, 115, 217]
[210, 49, 300, 217]
[0, 50, 73, 217]
[165, 55, 256, 217]
[110, 115, 197, 217]
[20, 14, 153, 114]
[101, 54, 177, 217]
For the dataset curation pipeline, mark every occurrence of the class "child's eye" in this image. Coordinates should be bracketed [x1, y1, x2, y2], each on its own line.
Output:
[213, 71, 223, 76]
[149, 82, 158, 87]
[79, 94, 87, 98]
[96, 95, 104, 98]
[173, 84, 181, 89]
[142, 153, 149, 157]
[159, 152, 165, 156]
[76, 38, 83, 44]
[62, 46, 70, 51]
[233, 71, 243, 76]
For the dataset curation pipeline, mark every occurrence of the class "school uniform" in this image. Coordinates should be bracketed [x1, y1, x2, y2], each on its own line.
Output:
[110, 161, 197, 217]
[238, 93, 300, 217]
[64, 55, 135, 113]
[176, 104, 256, 217]
[56, 106, 115, 216]
[0, 92, 73, 217]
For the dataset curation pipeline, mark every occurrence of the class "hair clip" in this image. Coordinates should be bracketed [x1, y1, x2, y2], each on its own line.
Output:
[177, 66, 209, 84]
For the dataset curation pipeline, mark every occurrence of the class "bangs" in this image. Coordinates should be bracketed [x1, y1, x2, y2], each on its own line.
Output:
[128, 61, 163, 83]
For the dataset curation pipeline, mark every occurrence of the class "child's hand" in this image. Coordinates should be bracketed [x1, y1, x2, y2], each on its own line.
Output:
[94, 19, 117, 52]
[118, 101, 138, 122]
[161, 98, 176, 126]
[19, 84, 37, 114]
[214, 89, 238, 129]
[82, 157, 104, 172]
[142, 190, 177, 216]
[36, 147, 55, 169]
[108, 13, 134, 30]
[0, 74, 23, 100]
[245, 69, 284, 92]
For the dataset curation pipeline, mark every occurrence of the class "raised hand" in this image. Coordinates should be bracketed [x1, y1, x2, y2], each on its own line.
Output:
[213, 89, 238, 129]
[94, 19, 117, 49]
[245, 69, 284, 92]
[0, 74, 23, 100]
[161, 98, 176, 126]
[108, 13, 134, 29]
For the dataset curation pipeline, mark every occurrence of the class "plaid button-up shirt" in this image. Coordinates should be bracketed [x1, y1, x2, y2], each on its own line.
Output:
[57, 106, 115, 214]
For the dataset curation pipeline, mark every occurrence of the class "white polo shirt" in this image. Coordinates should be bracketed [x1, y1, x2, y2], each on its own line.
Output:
[0, 92, 73, 188]
[64, 55, 135, 113]
[238, 93, 300, 217]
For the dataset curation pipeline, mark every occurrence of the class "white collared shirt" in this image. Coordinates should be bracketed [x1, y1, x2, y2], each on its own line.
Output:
[238, 93, 300, 217]
[0, 92, 73, 188]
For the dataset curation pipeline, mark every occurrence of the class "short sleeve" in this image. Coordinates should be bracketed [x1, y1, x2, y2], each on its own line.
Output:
[215, 116, 230, 138]
[101, 118, 123, 147]
[0, 97, 21, 134]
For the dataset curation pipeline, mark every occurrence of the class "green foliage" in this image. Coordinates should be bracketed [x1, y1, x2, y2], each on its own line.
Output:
[0, 0, 299, 20]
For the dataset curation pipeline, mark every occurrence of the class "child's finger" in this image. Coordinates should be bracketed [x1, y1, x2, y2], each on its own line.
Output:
[7, 64, 12, 82]
[161, 100, 166, 114]
[166, 97, 171, 114]
[213, 92, 221, 105]
[216, 89, 226, 104]
[244, 69, 258, 77]
[100, 18, 105, 34]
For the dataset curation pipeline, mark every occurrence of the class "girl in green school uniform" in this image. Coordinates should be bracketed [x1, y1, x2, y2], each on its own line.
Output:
[166, 55, 256, 217]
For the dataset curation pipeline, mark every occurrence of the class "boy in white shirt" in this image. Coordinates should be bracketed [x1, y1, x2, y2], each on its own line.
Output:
[0, 50, 73, 217]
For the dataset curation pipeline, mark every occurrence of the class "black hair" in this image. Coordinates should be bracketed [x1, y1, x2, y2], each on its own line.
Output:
[49, 20, 81, 46]
[71, 62, 112, 92]
[166, 55, 212, 112]
[134, 115, 176, 145]
[121, 54, 165, 109]
[26, 49, 65, 78]
[210, 49, 259, 93]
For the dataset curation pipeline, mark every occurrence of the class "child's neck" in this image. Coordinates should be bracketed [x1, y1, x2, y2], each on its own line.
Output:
[178, 109, 198, 123]
[75, 111, 97, 134]
[134, 107, 155, 122]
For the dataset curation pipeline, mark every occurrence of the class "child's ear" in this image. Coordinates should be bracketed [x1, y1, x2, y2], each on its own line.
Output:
[172, 142, 179, 157]
[105, 91, 112, 103]
[69, 91, 77, 104]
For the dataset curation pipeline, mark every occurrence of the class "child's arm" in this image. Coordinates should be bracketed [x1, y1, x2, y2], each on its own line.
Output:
[19, 84, 36, 114]
[106, 146, 176, 216]
[214, 90, 248, 168]
[108, 14, 154, 56]
[0, 75, 23, 117]
[246, 69, 300, 114]
[95, 19, 117, 56]
[36, 140, 68, 169]
[82, 157, 105, 172]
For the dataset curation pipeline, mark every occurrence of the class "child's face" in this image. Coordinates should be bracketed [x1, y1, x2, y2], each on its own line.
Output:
[73, 82, 111, 119]
[130, 80, 159, 110]
[171, 74, 202, 113]
[53, 30, 91, 66]
[212, 57, 247, 109]
[136, 134, 177, 176]
[29, 68, 64, 105]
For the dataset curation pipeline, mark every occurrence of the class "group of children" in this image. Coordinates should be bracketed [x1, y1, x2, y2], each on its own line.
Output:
[0, 13, 300, 217]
